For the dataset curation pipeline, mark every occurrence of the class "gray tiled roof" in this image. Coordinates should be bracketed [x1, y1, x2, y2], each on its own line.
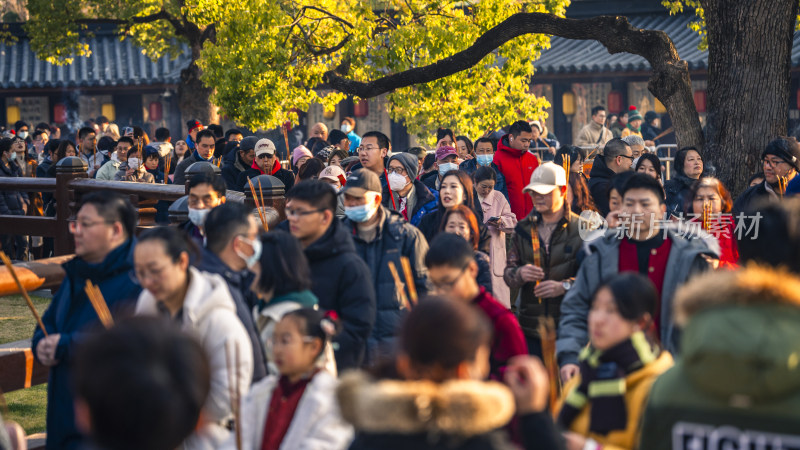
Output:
[535, 13, 707, 74]
[0, 34, 191, 89]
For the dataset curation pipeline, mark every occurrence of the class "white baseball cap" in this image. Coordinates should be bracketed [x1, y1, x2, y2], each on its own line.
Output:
[523, 162, 567, 195]
[255, 139, 276, 157]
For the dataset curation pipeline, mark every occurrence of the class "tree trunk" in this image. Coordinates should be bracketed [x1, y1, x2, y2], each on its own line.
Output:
[178, 44, 217, 131]
[703, 0, 798, 195]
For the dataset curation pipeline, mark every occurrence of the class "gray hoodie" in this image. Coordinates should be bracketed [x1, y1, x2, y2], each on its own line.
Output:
[556, 225, 719, 366]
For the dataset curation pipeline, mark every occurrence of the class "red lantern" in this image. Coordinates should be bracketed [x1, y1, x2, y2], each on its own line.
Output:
[693, 90, 707, 113]
[354, 99, 369, 118]
[53, 103, 67, 123]
[607, 91, 623, 114]
[148, 102, 163, 121]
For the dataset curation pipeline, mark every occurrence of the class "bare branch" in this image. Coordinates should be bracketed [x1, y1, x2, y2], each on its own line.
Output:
[74, 9, 170, 26]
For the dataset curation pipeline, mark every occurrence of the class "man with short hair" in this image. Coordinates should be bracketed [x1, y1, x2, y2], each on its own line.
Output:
[32, 129, 48, 161]
[734, 137, 800, 214]
[224, 128, 244, 143]
[32, 192, 142, 450]
[173, 128, 217, 185]
[574, 106, 613, 148]
[285, 181, 376, 370]
[237, 138, 295, 190]
[384, 152, 438, 225]
[327, 129, 350, 153]
[494, 120, 540, 220]
[182, 173, 227, 242]
[310, 122, 329, 141]
[426, 233, 527, 380]
[222, 136, 257, 191]
[77, 126, 97, 169]
[422, 145, 459, 192]
[505, 163, 582, 358]
[201, 202, 269, 382]
[588, 138, 634, 216]
[96, 137, 132, 181]
[341, 169, 429, 360]
[557, 173, 717, 382]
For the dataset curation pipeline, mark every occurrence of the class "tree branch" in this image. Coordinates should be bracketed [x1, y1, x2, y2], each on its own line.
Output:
[74, 9, 171, 26]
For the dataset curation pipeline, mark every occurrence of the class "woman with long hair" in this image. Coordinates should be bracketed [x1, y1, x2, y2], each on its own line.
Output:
[440, 205, 493, 294]
[555, 146, 596, 214]
[686, 177, 738, 269]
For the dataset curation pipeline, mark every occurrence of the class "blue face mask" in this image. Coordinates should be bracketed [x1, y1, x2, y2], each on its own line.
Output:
[345, 203, 378, 223]
[476, 154, 493, 167]
[438, 162, 459, 177]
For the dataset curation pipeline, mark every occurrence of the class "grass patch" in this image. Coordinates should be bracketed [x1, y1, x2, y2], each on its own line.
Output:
[1, 294, 51, 435]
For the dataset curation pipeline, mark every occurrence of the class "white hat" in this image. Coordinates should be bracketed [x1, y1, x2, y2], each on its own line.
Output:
[523, 162, 567, 195]
[319, 165, 345, 183]
[529, 120, 543, 132]
[255, 139, 276, 157]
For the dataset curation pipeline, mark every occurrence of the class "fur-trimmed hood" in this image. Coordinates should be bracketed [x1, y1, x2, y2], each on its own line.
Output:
[674, 264, 800, 326]
[336, 371, 515, 437]
[673, 264, 800, 401]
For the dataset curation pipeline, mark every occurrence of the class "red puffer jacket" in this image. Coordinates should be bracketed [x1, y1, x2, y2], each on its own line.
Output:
[493, 134, 539, 220]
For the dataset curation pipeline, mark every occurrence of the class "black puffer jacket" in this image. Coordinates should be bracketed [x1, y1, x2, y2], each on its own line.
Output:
[587, 156, 616, 216]
[732, 181, 772, 216]
[344, 207, 429, 357]
[664, 174, 697, 218]
[0, 161, 29, 216]
[304, 218, 376, 371]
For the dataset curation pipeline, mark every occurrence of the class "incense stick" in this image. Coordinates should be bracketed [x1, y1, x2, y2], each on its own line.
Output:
[530, 226, 542, 304]
[388, 261, 410, 310]
[563, 154, 571, 187]
[0, 252, 48, 336]
[248, 178, 269, 232]
[400, 257, 418, 306]
[164, 154, 171, 184]
[282, 126, 290, 158]
[537, 317, 560, 414]
[84, 280, 113, 329]
[702, 200, 711, 232]
[779, 176, 787, 199]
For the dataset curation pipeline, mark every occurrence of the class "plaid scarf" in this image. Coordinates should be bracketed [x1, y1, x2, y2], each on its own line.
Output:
[557, 332, 658, 435]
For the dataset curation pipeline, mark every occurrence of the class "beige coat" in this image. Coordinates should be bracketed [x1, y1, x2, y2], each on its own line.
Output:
[478, 190, 517, 308]
[574, 121, 613, 148]
[136, 267, 253, 450]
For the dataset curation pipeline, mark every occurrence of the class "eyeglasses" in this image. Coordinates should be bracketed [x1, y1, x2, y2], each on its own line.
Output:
[357, 145, 380, 153]
[763, 158, 787, 168]
[68, 219, 110, 233]
[286, 208, 324, 218]
[129, 265, 169, 284]
[431, 264, 469, 291]
[257, 153, 274, 159]
[386, 167, 406, 175]
[618, 154, 635, 161]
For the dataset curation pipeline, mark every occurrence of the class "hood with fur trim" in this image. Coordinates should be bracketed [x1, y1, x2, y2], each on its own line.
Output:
[673, 265, 800, 401]
[336, 371, 515, 437]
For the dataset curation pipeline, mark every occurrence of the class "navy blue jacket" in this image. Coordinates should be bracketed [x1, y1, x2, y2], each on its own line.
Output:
[343, 208, 429, 360]
[303, 218, 376, 371]
[196, 248, 268, 383]
[32, 239, 142, 450]
[459, 159, 509, 201]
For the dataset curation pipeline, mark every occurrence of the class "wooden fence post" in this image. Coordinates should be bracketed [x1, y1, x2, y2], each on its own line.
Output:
[54, 157, 88, 256]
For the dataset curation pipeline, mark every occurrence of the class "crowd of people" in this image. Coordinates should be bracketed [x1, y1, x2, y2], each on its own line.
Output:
[1, 104, 800, 450]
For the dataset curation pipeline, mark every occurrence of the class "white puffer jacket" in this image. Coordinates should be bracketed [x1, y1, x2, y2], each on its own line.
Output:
[136, 267, 253, 450]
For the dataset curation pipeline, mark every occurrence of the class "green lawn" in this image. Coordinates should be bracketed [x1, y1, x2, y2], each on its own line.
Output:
[1, 294, 50, 435]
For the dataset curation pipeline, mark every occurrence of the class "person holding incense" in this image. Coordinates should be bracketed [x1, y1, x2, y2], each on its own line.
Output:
[133, 226, 253, 450]
[557, 174, 718, 384]
[200, 202, 269, 383]
[686, 177, 738, 269]
[32, 192, 142, 450]
[340, 169, 429, 364]
[237, 138, 295, 191]
[734, 137, 800, 215]
[504, 162, 583, 360]
[113, 146, 155, 183]
[425, 233, 526, 381]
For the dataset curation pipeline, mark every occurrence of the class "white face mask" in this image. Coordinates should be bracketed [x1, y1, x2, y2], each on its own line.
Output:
[188, 207, 210, 227]
[438, 162, 458, 177]
[341, 124, 351, 133]
[388, 172, 409, 191]
[127, 157, 141, 170]
[17, 131, 28, 140]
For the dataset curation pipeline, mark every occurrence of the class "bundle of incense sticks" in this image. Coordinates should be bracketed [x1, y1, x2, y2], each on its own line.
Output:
[0, 252, 48, 336]
[84, 280, 113, 329]
[400, 256, 418, 306]
[537, 317, 560, 414]
[163, 154, 171, 184]
[531, 225, 542, 304]
[247, 178, 269, 232]
[778, 176, 788, 199]
[563, 154, 571, 187]
[387, 261, 411, 310]
[225, 342, 243, 450]
[702, 200, 711, 232]
[282, 125, 290, 156]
